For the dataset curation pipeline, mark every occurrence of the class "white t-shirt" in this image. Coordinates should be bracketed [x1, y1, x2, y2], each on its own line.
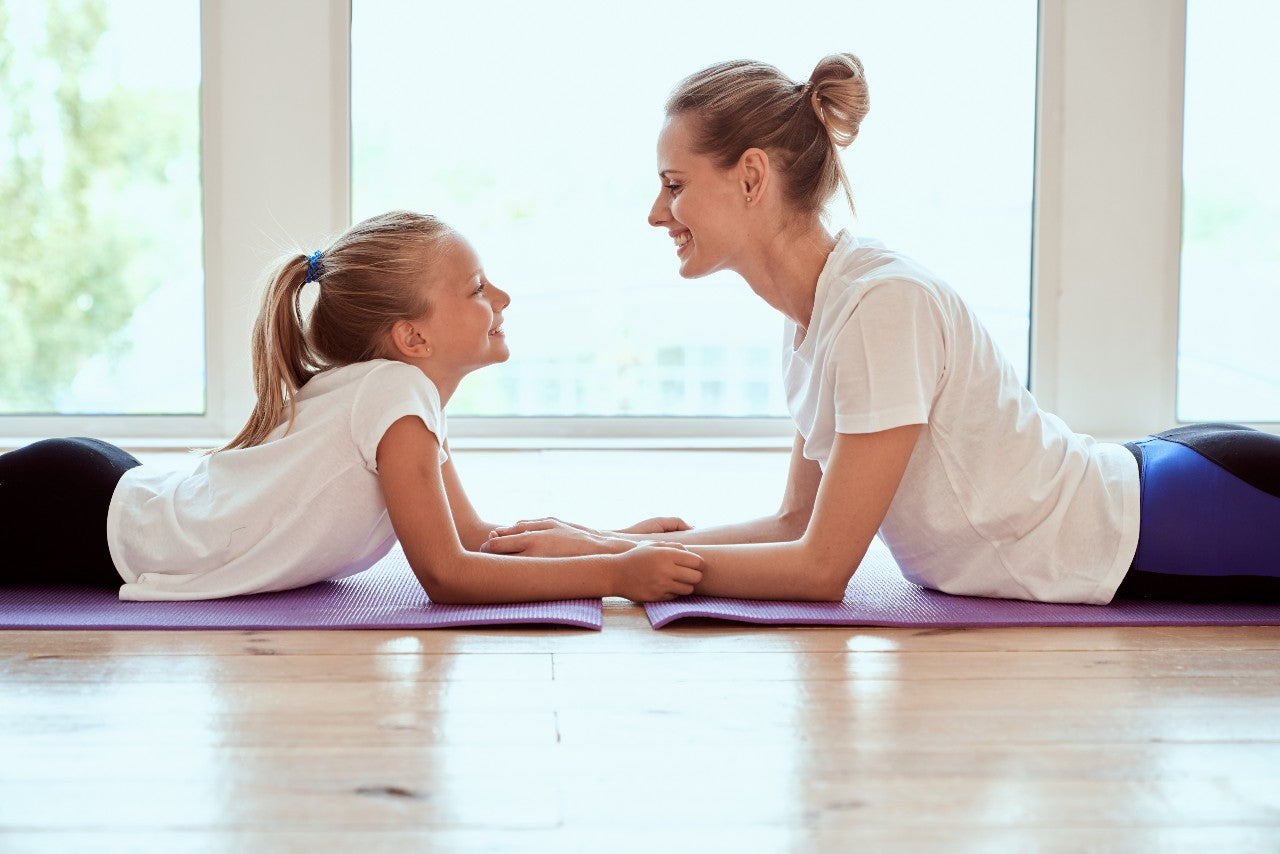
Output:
[782, 232, 1140, 604]
[107, 359, 447, 601]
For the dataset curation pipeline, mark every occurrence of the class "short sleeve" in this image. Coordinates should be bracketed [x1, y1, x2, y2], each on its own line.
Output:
[827, 280, 946, 434]
[349, 361, 449, 472]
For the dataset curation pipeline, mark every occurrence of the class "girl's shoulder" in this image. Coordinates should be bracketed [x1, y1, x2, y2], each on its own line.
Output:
[302, 359, 436, 400]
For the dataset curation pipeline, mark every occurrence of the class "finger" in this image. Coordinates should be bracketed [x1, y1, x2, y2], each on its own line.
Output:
[482, 533, 530, 554]
[493, 520, 553, 535]
[675, 566, 703, 585]
[670, 582, 695, 597]
[668, 549, 704, 569]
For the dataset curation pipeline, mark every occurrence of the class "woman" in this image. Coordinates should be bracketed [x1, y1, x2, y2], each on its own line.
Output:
[484, 55, 1280, 604]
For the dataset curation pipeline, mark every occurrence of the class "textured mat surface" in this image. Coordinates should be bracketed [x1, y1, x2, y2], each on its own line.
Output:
[646, 539, 1280, 628]
[0, 546, 602, 630]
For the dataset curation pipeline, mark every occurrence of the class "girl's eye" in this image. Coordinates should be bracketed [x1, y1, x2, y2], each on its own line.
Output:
[665, 183, 682, 196]
[474, 281, 488, 296]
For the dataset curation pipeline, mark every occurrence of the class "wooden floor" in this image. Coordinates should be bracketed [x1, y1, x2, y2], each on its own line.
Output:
[3, 450, 1280, 851]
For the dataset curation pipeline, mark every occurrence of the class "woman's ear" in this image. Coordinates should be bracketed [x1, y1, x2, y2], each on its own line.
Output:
[738, 147, 770, 204]
[388, 319, 432, 359]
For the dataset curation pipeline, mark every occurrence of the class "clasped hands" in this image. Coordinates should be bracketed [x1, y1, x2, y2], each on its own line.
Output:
[481, 515, 700, 601]
[482, 515, 691, 557]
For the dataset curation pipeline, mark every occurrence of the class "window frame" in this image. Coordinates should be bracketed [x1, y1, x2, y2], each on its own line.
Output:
[3, 0, 1272, 449]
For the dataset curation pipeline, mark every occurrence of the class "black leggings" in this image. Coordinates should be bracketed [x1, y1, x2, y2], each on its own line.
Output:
[0, 438, 140, 587]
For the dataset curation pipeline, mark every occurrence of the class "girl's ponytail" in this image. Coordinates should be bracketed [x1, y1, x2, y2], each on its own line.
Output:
[221, 253, 321, 451]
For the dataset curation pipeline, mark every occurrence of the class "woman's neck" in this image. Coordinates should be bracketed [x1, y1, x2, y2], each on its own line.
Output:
[737, 218, 837, 334]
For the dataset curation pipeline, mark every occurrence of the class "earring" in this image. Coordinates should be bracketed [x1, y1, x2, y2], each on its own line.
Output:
[745, 195, 752, 203]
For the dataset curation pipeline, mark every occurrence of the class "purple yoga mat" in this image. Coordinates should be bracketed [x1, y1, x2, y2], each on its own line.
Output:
[645, 539, 1280, 628]
[0, 545, 602, 630]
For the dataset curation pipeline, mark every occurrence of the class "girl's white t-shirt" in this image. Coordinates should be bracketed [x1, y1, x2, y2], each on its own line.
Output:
[782, 232, 1140, 604]
[107, 359, 447, 601]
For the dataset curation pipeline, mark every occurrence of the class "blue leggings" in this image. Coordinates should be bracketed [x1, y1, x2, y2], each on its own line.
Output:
[1116, 424, 1280, 601]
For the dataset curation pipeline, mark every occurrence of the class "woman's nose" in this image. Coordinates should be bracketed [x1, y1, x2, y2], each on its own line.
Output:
[647, 193, 667, 228]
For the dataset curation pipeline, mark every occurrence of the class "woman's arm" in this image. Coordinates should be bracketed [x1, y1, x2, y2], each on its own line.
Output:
[685, 425, 921, 600]
[484, 432, 822, 553]
[635, 430, 823, 545]
[377, 416, 703, 604]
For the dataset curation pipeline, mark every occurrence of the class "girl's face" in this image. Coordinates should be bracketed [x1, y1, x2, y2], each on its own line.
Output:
[415, 235, 510, 375]
[647, 114, 745, 278]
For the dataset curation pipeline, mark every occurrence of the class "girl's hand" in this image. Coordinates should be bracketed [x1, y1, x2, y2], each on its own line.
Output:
[612, 542, 704, 601]
[614, 516, 692, 535]
[482, 519, 630, 557]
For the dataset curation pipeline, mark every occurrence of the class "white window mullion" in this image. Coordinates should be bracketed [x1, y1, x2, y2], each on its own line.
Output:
[1032, 0, 1186, 441]
[203, 0, 352, 441]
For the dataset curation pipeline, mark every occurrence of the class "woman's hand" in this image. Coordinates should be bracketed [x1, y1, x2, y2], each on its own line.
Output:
[613, 516, 692, 535]
[612, 542, 704, 601]
[481, 518, 631, 558]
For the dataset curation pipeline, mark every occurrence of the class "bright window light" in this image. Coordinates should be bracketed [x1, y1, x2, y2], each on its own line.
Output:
[352, 1, 1035, 416]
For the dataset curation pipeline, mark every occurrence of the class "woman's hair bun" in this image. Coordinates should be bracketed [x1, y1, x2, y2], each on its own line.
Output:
[807, 53, 869, 148]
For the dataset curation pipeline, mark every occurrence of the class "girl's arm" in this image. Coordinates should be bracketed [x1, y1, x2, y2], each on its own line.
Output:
[485, 432, 822, 552]
[686, 425, 920, 600]
[378, 416, 704, 604]
[437, 441, 501, 551]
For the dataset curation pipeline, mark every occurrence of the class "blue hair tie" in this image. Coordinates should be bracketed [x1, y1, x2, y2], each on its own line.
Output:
[304, 250, 323, 284]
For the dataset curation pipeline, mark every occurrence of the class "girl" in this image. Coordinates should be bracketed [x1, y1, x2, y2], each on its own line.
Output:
[0, 212, 703, 603]
[483, 55, 1280, 604]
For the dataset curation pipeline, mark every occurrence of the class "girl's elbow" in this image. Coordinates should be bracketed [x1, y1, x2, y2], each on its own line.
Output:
[410, 558, 468, 604]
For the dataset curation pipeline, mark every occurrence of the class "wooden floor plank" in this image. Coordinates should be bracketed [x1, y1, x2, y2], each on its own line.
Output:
[3, 451, 1280, 848]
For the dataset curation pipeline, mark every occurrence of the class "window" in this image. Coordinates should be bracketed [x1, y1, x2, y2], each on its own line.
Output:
[0, 0, 203, 416]
[351, 0, 1036, 417]
[1178, 0, 1280, 422]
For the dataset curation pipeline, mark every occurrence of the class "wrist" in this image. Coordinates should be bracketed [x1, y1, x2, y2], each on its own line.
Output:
[596, 535, 635, 555]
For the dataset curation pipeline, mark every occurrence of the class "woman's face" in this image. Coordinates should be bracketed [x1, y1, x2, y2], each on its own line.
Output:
[648, 114, 745, 279]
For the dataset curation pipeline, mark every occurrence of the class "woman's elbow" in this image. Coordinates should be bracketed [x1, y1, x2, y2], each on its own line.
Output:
[813, 573, 851, 602]
[808, 554, 862, 601]
[776, 507, 813, 541]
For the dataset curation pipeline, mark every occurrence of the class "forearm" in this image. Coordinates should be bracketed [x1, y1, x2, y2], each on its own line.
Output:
[457, 517, 504, 552]
[413, 550, 619, 604]
[683, 540, 863, 601]
[624, 512, 804, 546]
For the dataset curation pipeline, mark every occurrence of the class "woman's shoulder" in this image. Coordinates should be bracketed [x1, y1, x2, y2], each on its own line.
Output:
[821, 238, 947, 313]
[831, 234, 944, 290]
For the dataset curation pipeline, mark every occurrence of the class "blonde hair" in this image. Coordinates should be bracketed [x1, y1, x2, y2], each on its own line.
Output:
[665, 53, 870, 215]
[222, 211, 454, 451]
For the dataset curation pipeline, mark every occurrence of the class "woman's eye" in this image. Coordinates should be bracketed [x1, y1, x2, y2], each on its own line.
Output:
[474, 283, 486, 295]
[665, 183, 682, 196]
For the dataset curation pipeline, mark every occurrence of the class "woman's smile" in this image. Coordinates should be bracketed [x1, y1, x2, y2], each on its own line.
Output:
[673, 230, 692, 256]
